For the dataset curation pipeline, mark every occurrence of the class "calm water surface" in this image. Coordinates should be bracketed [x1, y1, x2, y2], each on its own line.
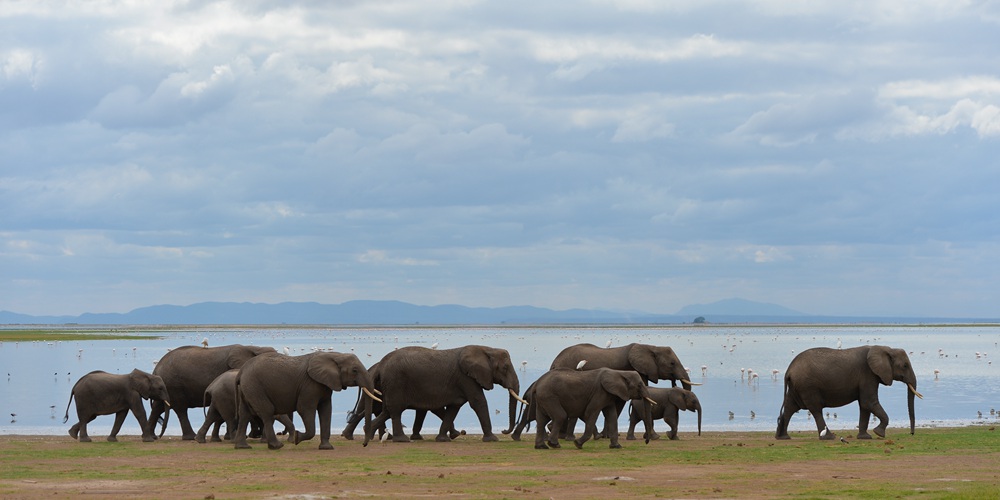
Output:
[2, 325, 997, 438]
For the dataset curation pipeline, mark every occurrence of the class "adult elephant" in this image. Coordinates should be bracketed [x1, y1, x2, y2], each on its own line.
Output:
[147, 344, 276, 440]
[626, 386, 701, 441]
[531, 368, 655, 449]
[63, 369, 171, 443]
[234, 351, 379, 450]
[341, 361, 464, 441]
[365, 345, 525, 445]
[549, 343, 698, 439]
[775, 345, 923, 440]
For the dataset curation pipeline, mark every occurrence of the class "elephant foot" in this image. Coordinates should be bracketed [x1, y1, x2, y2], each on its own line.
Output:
[535, 443, 549, 450]
[142, 435, 155, 443]
[775, 433, 791, 440]
[319, 442, 334, 450]
[573, 439, 585, 449]
[69, 426, 79, 440]
[547, 441, 561, 449]
[106, 436, 118, 442]
[625, 434, 636, 441]
[181, 433, 196, 441]
[234, 441, 252, 449]
[511, 432, 522, 442]
[267, 440, 284, 450]
[448, 429, 464, 439]
[79, 436, 92, 443]
[195, 435, 207, 444]
[857, 432, 872, 440]
[341, 430, 355, 440]
[648, 431, 661, 441]
[482, 434, 499, 443]
[669, 435, 679, 441]
[609, 443, 622, 449]
[873, 427, 886, 438]
[391, 434, 411, 443]
[211, 436, 222, 443]
[411, 433, 425, 440]
[435, 434, 452, 442]
[819, 432, 836, 441]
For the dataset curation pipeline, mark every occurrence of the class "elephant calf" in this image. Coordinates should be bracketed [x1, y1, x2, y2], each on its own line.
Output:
[63, 369, 170, 443]
[195, 369, 295, 443]
[626, 387, 701, 441]
[532, 368, 655, 450]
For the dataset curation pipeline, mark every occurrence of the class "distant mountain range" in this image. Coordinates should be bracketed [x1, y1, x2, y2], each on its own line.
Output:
[0, 298, 995, 325]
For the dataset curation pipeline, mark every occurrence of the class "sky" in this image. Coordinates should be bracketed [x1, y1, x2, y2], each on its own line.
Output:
[2, 1, 1000, 318]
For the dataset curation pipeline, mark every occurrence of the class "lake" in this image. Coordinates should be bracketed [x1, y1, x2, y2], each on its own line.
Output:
[2, 324, 997, 439]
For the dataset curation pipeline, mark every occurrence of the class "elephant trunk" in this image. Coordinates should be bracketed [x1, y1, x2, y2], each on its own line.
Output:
[502, 391, 517, 434]
[907, 379, 917, 435]
[158, 407, 170, 439]
[695, 399, 702, 436]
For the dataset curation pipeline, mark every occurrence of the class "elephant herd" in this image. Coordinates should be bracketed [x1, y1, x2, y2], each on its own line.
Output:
[62, 340, 921, 449]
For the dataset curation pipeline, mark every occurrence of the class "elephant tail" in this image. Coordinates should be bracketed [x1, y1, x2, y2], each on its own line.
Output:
[202, 388, 212, 419]
[62, 390, 75, 424]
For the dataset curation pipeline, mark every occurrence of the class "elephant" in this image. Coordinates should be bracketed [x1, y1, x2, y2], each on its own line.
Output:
[233, 351, 379, 450]
[549, 343, 698, 439]
[341, 361, 465, 441]
[147, 344, 276, 440]
[63, 369, 170, 443]
[626, 387, 701, 441]
[531, 368, 655, 449]
[194, 369, 295, 443]
[775, 345, 923, 440]
[365, 345, 525, 445]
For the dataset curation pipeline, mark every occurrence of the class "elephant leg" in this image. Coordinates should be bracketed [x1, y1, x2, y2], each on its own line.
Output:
[667, 416, 679, 440]
[276, 413, 296, 442]
[146, 400, 165, 438]
[869, 401, 889, 438]
[545, 409, 567, 449]
[467, 393, 498, 442]
[434, 407, 464, 439]
[213, 420, 225, 442]
[293, 406, 317, 446]
[408, 409, 427, 440]
[196, 407, 221, 443]
[68, 422, 81, 440]
[258, 413, 283, 450]
[389, 409, 411, 443]
[857, 407, 873, 439]
[574, 414, 598, 449]
[342, 407, 365, 440]
[808, 407, 835, 440]
[625, 406, 638, 441]
[108, 410, 128, 442]
[77, 414, 97, 442]
[560, 417, 578, 440]
[233, 399, 254, 449]
[603, 406, 622, 449]
[434, 406, 462, 442]
[317, 398, 334, 450]
[775, 399, 799, 440]
[534, 409, 557, 449]
[174, 409, 197, 441]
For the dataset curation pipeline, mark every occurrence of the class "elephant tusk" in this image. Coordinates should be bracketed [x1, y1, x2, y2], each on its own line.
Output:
[164, 400, 171, 408]
[682, 379, 702, 386]
[645, 397, 658, 406]
[363, 387, 383, 403]
[907, 384, 923, 399]
[509, 388, 529, 405]
[374, 388, 383, 396]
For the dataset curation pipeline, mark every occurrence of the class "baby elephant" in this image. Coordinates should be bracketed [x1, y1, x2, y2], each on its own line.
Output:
[196, 369, 296, 443]
[626, 387, 702, 441]
[63, 369, 171, 442]
[532, 368, 655, 450]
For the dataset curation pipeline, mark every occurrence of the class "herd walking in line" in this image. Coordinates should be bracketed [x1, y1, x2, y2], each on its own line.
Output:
[63, 340, 921, 449]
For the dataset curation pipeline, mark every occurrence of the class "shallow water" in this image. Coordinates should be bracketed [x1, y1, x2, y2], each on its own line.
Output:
[1, 325, 997, 439]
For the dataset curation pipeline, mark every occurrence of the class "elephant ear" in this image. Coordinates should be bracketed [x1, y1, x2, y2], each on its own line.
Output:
[667, 389, 686, 409]
[459, 347, 494, 390]
[867, 346, 894, 386]
[307, 354, 343, 391]
[128, 369, 151, 398]
[226, 348, 253, 369]
[600, 371, 631, 401]
[627, 345, 658, 383]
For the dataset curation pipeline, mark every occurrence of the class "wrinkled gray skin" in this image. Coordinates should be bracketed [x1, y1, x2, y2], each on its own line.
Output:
[195, 369, 295, 443]
[531, 368, 654, 450]
[365, 345, 521, 445]
[234, 351, 375, 450]
[342, 362, 465, 441]
[626, 387, 701, 441]
[549, 343, 693, 439]
[64, 369, 170, 443]
[148, 344, 276, 440]
[775, 345, 919, 440]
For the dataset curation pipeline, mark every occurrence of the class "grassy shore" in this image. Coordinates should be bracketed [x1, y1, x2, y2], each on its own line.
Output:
[1, 427, 998, 498]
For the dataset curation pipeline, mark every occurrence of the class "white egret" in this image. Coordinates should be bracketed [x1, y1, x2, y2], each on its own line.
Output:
[576, 360, 587, 370]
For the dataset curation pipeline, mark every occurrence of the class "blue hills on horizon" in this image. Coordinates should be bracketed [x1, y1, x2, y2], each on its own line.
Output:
[0, 298, 996, 325]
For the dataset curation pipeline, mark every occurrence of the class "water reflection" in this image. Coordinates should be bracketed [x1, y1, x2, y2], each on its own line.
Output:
[1, 325, 997, 438]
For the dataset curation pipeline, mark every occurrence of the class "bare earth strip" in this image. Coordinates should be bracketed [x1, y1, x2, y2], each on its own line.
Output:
[1, 428, 999, 499]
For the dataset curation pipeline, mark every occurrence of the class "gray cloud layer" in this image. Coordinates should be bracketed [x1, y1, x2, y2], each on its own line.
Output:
[2, 1, 999, 317]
